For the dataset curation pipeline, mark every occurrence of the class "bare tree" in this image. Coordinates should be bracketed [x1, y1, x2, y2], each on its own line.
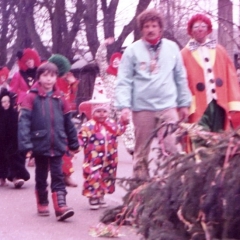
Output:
[218, 0, 234, 57]
[0, 0, 17, 67]
[84, 0, 152, 59]
[0, 0, 239, 69]
[155, 0, 209, 48]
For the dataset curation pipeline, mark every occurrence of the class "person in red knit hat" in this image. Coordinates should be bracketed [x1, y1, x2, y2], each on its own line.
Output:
[10, 48, 41, 105]
[181, 14, 240, 133]
[10, 48, 41, 167]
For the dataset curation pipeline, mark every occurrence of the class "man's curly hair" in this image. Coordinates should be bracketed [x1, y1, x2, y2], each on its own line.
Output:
[137, 9, 164, 30]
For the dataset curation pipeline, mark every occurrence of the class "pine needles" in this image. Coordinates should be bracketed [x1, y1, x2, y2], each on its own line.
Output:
[100, 123, 240, 240]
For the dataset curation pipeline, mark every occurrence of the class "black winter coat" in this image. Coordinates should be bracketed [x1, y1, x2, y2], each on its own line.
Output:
[18, 82, 79, 156]
[0, 89, 18, 159]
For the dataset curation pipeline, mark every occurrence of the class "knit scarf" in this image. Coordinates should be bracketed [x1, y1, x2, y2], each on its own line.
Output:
[144, 36, 161, 45]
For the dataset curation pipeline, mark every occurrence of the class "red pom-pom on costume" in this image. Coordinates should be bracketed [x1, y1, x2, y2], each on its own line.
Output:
[0, 67, 9, 80]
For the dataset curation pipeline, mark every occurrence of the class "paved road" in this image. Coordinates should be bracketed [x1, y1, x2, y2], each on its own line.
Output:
[0, 138, 143, 240]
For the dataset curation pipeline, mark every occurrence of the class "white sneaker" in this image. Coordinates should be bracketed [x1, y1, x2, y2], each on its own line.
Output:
[89, 198, 100, 210]
[13, 178, 24, 189]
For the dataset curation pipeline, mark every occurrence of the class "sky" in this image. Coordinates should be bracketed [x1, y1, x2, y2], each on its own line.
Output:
[116, 0, 240, 46]
[232, 0, 240, 25]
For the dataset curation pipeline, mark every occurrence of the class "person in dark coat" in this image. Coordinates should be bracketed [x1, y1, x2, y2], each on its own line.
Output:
[0, 87, 30, 187]
[18, 62, 79, 221]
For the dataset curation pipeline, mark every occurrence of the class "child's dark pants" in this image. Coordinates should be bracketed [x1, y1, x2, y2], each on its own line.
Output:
[34, 155, 66, 193]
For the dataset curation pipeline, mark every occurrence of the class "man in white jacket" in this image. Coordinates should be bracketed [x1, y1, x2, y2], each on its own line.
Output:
[115, 9, 192, 180]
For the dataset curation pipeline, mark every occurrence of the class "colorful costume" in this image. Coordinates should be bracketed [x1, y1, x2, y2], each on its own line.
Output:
[56, 77, 79, 113]
[96, 42, 135, 153]
[79, 118, 126, 198]
[181, 41, 240, 130]
[78, 75, 128, 209]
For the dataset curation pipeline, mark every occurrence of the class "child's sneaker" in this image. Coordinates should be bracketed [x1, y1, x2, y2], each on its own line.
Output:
[13, 178, 24, 188]
[89, 198, 100, 210]
[100, 196, 108, 208]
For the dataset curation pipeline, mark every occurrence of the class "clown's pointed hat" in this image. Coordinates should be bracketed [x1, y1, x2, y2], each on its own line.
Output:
[79, 76, 110, 119]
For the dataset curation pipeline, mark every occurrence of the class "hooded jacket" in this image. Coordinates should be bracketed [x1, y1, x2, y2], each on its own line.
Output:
[18, 82, 79, 156]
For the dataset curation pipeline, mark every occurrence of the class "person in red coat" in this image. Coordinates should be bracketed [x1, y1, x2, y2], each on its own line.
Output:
[10, 48, 41, 105]
[181, 14, 240, 132]
[56, 71, 79, 115]
[10, 49, 41, 167]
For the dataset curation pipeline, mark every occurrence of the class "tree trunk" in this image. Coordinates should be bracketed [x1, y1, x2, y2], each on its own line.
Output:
[10, 0, 33, 66]
[52, 0, 66, 54]
[63, 0, 85, 61]
[218, 0, 233, 59]
[0, 0, 11, 66]
[101, 0, 119, 39]
[23, 0, 51, 60]
[83, 0, 99, 59]
[133, 0, 152, 41]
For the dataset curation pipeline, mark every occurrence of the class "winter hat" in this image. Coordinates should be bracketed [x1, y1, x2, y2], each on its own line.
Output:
[17, 48, 41, 71]
[0, 67, 9, 80]
[48, 54, 71, 77]
[106, 52, 122, 76]
[79, 77, 110, 119]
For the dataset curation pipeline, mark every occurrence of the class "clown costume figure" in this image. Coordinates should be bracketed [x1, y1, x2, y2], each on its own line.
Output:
[96, 37, 135, 155]
[78, 80, 128, 210]
[181, 14, 240, 132]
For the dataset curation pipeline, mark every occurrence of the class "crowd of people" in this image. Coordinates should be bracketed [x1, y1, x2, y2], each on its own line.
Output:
[0, 8, 240, 222]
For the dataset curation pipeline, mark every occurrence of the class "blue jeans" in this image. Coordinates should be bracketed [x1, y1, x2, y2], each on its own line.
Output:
[35, 155, 66, 193]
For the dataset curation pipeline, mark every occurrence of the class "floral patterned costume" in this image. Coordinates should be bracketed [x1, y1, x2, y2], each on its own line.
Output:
[79, 118, 126, 198]
[95, 43, 135, 153]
